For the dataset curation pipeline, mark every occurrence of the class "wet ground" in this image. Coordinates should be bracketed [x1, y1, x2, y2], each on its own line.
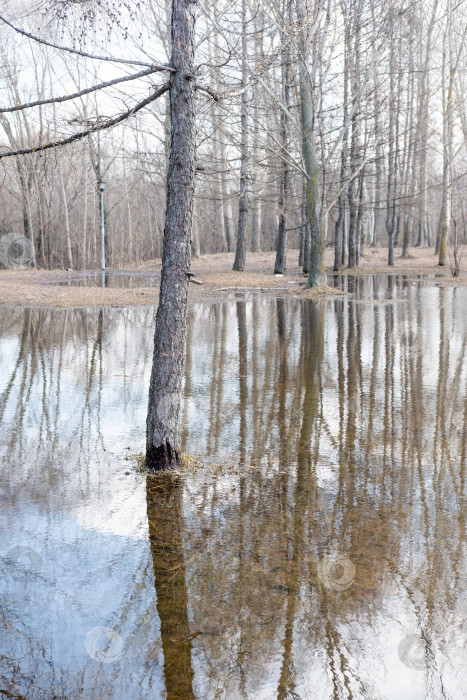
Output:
[0, 275, 466, 699]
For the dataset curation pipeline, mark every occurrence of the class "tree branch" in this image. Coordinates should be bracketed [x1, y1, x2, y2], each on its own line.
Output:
[0, 67, 160, 114]
[0, 83, 170, 159]
[0, 15, 174, 71]
[195, 83, 220, 101]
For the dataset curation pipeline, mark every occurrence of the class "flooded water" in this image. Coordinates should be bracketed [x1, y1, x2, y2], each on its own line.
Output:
[0, 275, 466, 699]
[44, 270, 158, 287]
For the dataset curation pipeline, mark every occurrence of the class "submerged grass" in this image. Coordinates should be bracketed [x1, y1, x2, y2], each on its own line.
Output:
[127, 449, 254, 479]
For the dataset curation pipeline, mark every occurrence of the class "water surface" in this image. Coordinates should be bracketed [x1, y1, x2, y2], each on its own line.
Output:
[44, 270, 158, 288]
[0, 275, 466, 699]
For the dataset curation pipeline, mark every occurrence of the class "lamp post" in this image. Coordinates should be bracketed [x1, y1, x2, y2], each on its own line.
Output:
[99, 182, 105, 271]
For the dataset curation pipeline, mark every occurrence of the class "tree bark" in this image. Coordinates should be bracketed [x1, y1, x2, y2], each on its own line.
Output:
[385, 20, 397, 267]
[212, 7, 235, 253]
[58, 160, 73, 270]
[297, 0, 325, 287]
[334, 16, 349, 271]
[347, 6, 362, 269]
[146, 0, 196, 471]
[274, 11, 291, 275]
[416, 0, 438, 248]
[233, 0, 249, 271]
[251, 16, 264, 254]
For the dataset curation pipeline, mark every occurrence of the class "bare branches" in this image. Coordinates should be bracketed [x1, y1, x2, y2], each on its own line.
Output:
[0, 15, 174, 71]
[0, 83, 169, 159]
[195, 83, 221, 101]
[0, 67, 161, 114]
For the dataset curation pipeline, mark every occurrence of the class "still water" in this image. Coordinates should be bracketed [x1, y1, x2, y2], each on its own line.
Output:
[44, 270, 158, 287]
[0, 276, 466, 700]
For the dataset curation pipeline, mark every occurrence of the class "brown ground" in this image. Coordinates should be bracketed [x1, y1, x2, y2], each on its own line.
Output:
[0, 246, 465, 308]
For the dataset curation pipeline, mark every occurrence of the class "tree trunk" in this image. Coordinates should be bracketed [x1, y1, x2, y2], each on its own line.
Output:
[297, 0, 325, 287]
[58, 161, 73, 270]
[402, 214, 411, 258]
[251, 17, 264, 254]
[342, 206, 348, 265]
[219, 134, 235, 252]
[438, 0, 459, 266]
[16, 161, 36, 268]
[192, 205, 201, 258]
[82, 152, 88, 270]
[370, 0, 382, 250]
[212, 13, 235, 254]
[347, 6, 362, 269]
[334, 21, 349, 271]
[146, 0, 196, 471]
[250, 82, 262, 253]
[233, 0, 249, 271]
[274, 16, 291, 275]
[386, 23, 397, 267]
[416, 0, 438, 248]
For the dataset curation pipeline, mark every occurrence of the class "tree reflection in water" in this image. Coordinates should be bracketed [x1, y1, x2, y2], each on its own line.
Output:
[0, 277, 466, 699]
[146, 474, 194, 699]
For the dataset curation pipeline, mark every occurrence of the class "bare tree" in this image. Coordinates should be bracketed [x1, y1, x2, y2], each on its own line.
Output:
[146, 0, 197, 470]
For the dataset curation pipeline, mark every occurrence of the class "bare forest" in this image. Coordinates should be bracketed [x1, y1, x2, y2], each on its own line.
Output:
[2, 2, 467, 697]
[0, 0, 465, 274]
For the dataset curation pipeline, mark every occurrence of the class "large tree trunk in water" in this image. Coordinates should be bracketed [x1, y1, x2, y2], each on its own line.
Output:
[146, 0, 196, 471]
[297, 0, 325, 287]
[233, 0, 249, 271]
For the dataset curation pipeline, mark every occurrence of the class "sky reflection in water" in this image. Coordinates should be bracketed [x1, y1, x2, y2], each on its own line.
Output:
[0, 275, 466, 699]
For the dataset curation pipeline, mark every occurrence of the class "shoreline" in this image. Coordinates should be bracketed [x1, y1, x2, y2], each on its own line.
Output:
[0, 247, 465, 308]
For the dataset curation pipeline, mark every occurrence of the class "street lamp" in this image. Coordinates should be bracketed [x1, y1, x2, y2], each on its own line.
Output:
[99, 182, 105, 271]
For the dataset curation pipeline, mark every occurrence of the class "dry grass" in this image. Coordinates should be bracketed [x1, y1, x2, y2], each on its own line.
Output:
[0, 246, 465, 308]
